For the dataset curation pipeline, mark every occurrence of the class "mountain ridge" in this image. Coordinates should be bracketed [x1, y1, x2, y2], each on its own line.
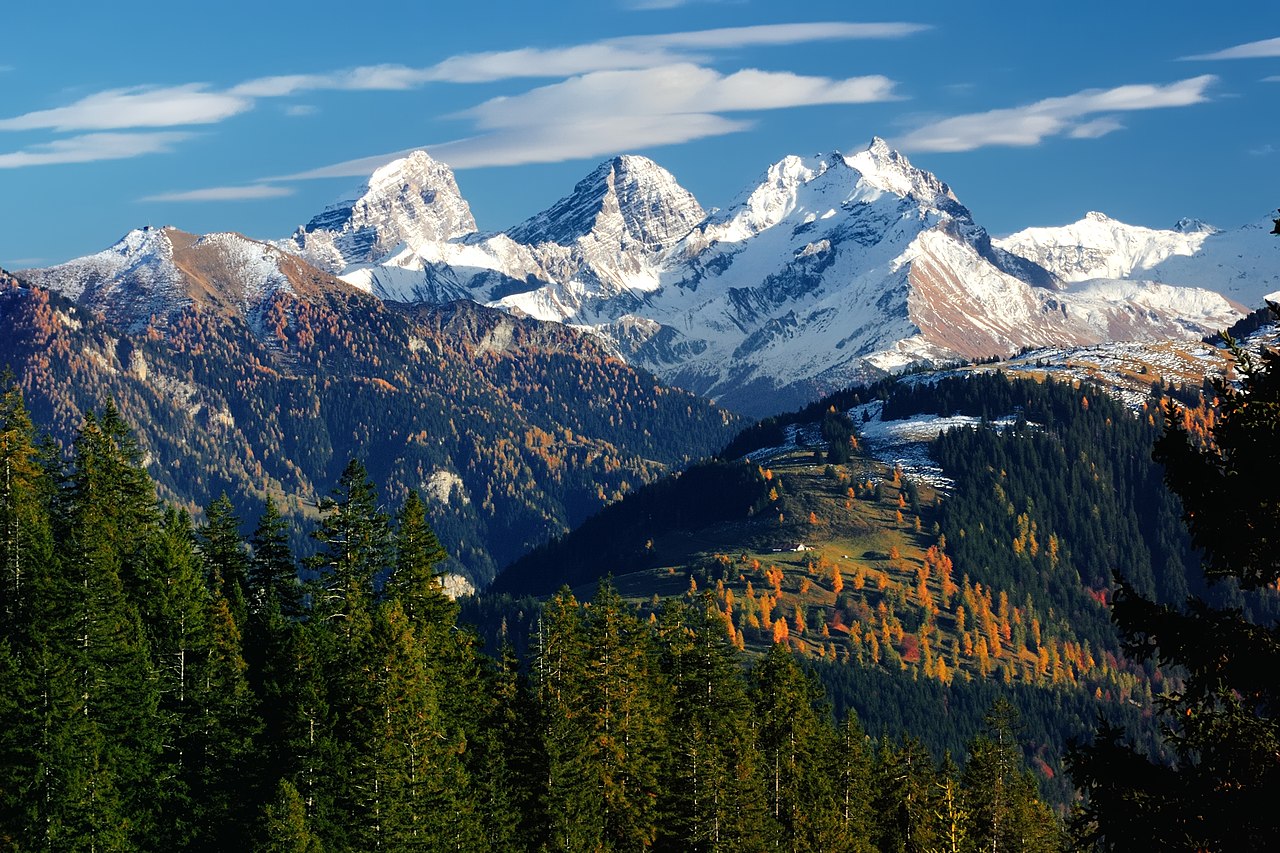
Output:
[271, 140, 1251, 414]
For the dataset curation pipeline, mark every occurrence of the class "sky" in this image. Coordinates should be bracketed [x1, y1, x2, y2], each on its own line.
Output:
[1, 1, 1277, 268]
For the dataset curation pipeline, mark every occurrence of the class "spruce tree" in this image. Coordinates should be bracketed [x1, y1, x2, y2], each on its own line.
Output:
[197, 493, 251, 632]
[752, 642, 849, 852]
[307, 459, 390, 640]
[657, 596, 772, 853]
[53, 405, 164, 847]
[250, 497, 301, 619]
[260, 779, 323, 853]
[387, 490, 452, 627]
[961, 700, 1059, 853]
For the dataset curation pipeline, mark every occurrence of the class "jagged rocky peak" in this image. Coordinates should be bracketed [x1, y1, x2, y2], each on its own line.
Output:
[712, 138, 963, 240]
[294, 150, 477, 270]
[1173, 216, 1219, 235]
[842, 137, 958, 206]
[506, 154, 705, 251]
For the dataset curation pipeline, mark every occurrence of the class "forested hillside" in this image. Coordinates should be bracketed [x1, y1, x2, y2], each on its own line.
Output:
[0, 273, 737, 585]
[488, 371, 1280, 801]
[0, 385, 1064, 851]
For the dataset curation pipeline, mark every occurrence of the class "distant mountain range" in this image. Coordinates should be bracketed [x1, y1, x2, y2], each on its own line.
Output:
[17, 138, 1276, 416]
[268, 138, 1270, 414]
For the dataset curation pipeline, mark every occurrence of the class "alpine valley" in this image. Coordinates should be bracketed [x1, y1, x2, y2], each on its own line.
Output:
[5, 137, 1276, 588]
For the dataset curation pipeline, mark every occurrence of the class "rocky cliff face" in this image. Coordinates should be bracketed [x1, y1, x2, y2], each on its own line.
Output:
[288, 150, 478, 273]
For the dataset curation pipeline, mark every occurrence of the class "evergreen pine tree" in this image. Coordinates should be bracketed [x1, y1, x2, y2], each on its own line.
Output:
[961, 700, 1060, 853]
[197, 492, 251, 632]
[752, 642, 850, 852]
[657, 595, 772, 853]
[260, 779, 323, 853]
[57, 405, 164, 846]
[250, 497, 301, 619]
[387, 490, 452, 627]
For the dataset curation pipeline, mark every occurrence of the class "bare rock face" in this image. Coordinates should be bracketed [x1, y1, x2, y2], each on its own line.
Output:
[289, 150, 478, 273]
[507, 154, 705, 253]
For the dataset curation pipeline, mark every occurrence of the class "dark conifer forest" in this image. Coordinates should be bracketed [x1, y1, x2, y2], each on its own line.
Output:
[0, 381, 1068, 851]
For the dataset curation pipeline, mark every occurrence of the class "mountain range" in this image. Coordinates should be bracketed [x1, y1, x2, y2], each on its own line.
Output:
[18, 138, 1275, 417]
[271, 138, 1270, 414]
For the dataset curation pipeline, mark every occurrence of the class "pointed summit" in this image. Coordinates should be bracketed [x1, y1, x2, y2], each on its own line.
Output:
[291, 150, 477, 272]
[1173, 216, 1219, 235]
[842, 137, 957, 205]
[506, 155, 704, 252]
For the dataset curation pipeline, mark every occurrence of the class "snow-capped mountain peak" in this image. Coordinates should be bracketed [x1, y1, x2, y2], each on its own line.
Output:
[995, 211, 1218, 283]
[506, 154, 704, 252]
[1173, 217, 1219, 235]
[289, 150, 477, 272]
[844, 137, 957, 207]
[19, 227, 362, 334]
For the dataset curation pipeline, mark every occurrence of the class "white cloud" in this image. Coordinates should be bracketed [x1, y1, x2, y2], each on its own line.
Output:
[277, 148, 426, 181]
[1183, 36, 1280, 61]
[282, 64, 896, 176]
[229, 22, 927, 91]
[0, 22, 922, 172]
[283, 64, 898, 175]
[284, 104, 318, 117]
[462, 64, 896, 129]
[140, 184, 295, 202]
[419, 46, 690, 84]
[433, 114, 752, 168]
[0, 132, 191, 168]
[1264, 75, 1280, 83]
[623, 22, 930, 49]
[0, 85, 250, 132]
[624, 0, 691, 8]
[898, 76, 1216, 152]
[1068, 117, 1125, 139]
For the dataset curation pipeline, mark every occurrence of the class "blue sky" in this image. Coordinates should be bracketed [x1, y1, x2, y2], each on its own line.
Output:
[1, 1, 1277, 268]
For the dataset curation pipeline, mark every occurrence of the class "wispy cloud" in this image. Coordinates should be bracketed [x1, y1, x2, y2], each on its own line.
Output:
[460, 64, 897, 130]
[229, 22, 928, 91]
[624, 0, 695, 8]
[1249, 143, 1275, 157]
[1183, 36, 1280, 61]
[0, 86, 251, 132]
[897, 76, 1216, 153]
[284, 104, 318, 117]
[285, 63, 899, 175]
[140, 184, 295, 202]
[1264, 75, 1280, 83]
[1067, 117, 1125, 139]
[0, 132, 192, 168]
[623, 22, 928, 49]
[0, 21, 924, 173]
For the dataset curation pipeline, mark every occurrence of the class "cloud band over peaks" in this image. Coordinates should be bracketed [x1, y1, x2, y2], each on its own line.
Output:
[897, 75, 1216, 153]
